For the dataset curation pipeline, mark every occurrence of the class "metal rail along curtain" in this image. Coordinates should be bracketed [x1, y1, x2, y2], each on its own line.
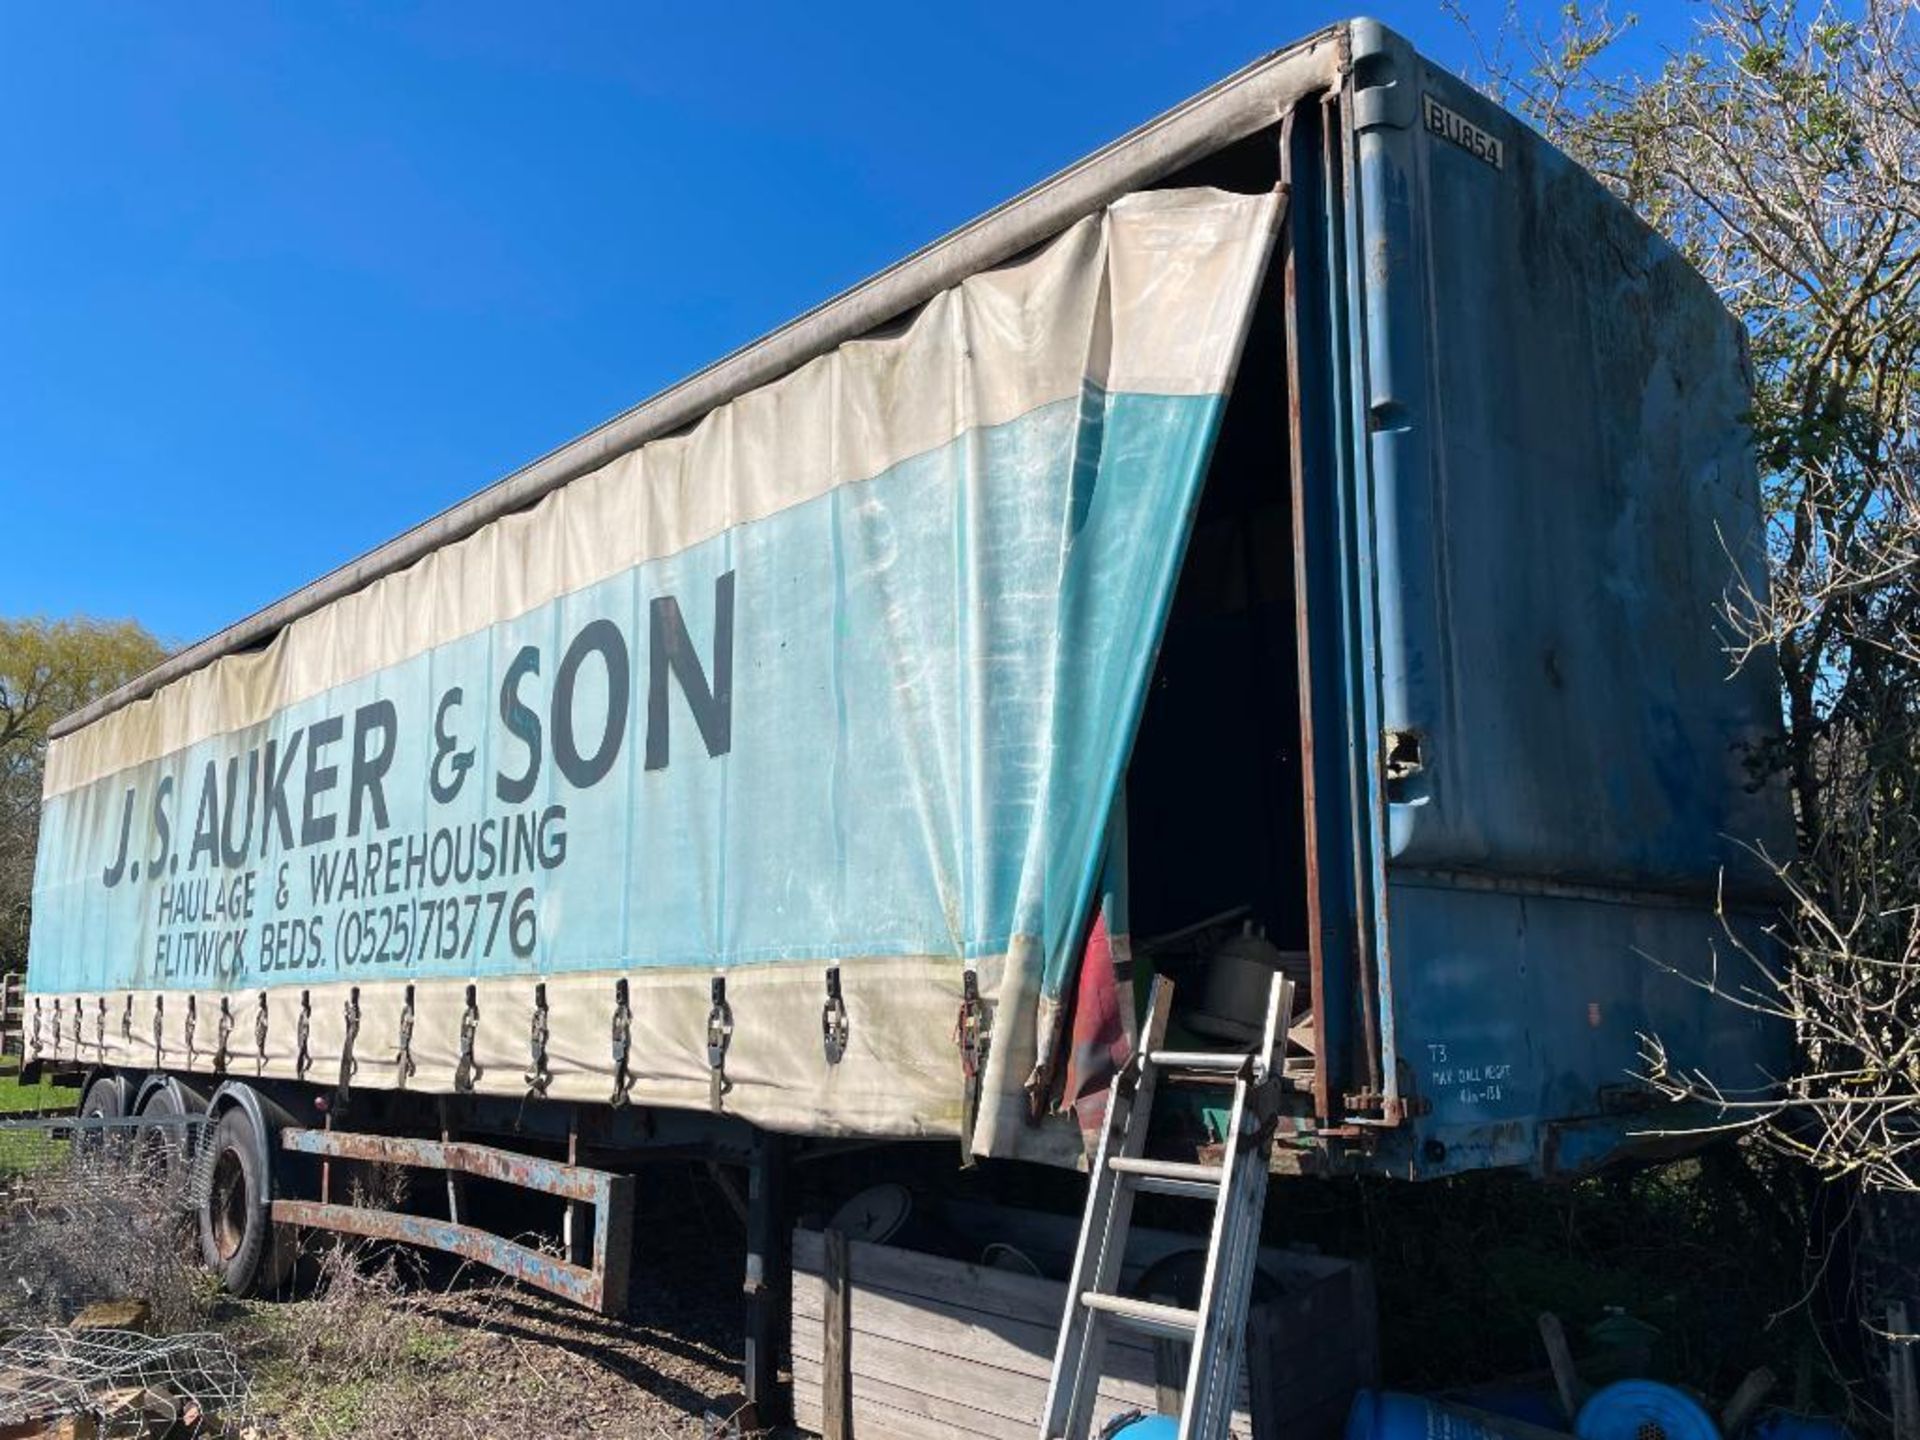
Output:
[28, 186, 1281, 1162]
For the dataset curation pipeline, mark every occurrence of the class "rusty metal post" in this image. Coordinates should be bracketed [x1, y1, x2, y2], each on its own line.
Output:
[566, 1117, 588, 1270]
[437, 1096, 467, 1227]
[742, 1128, 791, 1429]
[319, 1107, 333, 1207]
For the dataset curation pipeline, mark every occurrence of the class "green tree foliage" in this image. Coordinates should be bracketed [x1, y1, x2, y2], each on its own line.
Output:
[0, 618, 168, 973]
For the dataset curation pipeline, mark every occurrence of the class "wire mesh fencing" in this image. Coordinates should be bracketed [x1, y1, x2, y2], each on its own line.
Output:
[0, 1112, 250, 1435]
[0, 1326, 249, 1435]
[0, 1112, 215, 1326]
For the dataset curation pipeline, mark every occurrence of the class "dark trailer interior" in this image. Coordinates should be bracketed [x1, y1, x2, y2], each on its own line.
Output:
[1121, 106, 1350, 1134]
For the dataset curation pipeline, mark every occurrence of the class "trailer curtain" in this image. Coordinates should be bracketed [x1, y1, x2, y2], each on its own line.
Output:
[28, 186, 1281, 1160]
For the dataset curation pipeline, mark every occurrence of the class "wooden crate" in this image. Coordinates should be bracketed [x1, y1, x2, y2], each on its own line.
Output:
[792, 1206, 1376, 1440]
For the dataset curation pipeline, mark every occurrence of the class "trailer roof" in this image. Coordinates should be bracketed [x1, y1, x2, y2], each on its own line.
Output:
[53, 24, 1346, 740]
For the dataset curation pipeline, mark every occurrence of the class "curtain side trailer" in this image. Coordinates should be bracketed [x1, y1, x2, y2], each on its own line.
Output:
[21, 18, 1791, 1409]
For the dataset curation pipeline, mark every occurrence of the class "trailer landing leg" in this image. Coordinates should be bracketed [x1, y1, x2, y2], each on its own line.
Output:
[741, 1129, 791, 1429]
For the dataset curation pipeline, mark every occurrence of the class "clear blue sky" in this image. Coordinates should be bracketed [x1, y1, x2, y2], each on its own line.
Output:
[0, 2, 1698, 648]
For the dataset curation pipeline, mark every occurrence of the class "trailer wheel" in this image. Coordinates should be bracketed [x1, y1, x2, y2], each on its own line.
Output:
[76, 1074, 127, 1157]
[198, 1105, 292, 1296]
[133, 1078, 202, 1181]
[79, 1073, 126, 1120]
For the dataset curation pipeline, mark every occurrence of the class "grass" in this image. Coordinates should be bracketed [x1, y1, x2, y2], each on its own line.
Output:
[0, 1067, 80, 1175]
[0, 1068, 78, 1115]
[227, 1254, 527, 1440]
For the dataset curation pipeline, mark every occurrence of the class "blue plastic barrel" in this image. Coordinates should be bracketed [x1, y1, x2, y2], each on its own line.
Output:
[1750, 1412, 1851, 1440]
[1576, 1381, 1719, 1440]
[1102, 1413, 1180, 1440]
[1347, 1390, 1511, 1440]
[1454, 1384, 1569, 1429]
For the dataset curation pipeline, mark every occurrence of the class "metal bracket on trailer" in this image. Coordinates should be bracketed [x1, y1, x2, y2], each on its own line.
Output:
[395, 984, 417, 1088]
[270, 1128, 635, 1315]
[214, 997, 233, 1074]
[706, 977, 733, 1112]
[609, 979, 634, 1108]
[295, 990, 312, 1080]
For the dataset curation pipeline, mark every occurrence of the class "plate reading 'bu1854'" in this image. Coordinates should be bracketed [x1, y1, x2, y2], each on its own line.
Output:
[1423, 94, 1504, 170]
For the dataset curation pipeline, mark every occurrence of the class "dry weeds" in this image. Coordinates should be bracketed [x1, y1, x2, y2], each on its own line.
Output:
[0, 1124, 771, 1438]
[0, 1122, 218, 1333]
[232, 1240, 771, 1440]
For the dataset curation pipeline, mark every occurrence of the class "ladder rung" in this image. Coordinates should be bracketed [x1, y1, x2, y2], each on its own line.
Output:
[1108, 1156, 1223, 1199]
[1079, 1292, 1201, 1341]
[1148, 1049, 1254, 1074]
[1047, 977, 1292, 1440]
[1129, 1174, 1219, 1201]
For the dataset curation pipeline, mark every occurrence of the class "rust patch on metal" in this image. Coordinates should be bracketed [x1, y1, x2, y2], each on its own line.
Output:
[1284, 98, 1331, 1124]
[277, 1127, 633, 1314]
[273, 1199, 611, 1311]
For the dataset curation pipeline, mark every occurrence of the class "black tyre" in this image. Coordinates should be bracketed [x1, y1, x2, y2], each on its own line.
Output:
[133, 1079, 201, 1183]
[198, 1105, 293, 1296]
[76, 1074, 128, 1159]
[79, 1074, 126, 1120]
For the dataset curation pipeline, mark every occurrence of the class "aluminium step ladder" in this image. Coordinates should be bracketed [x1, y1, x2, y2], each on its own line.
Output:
[1040, 972, 1296, 1440]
